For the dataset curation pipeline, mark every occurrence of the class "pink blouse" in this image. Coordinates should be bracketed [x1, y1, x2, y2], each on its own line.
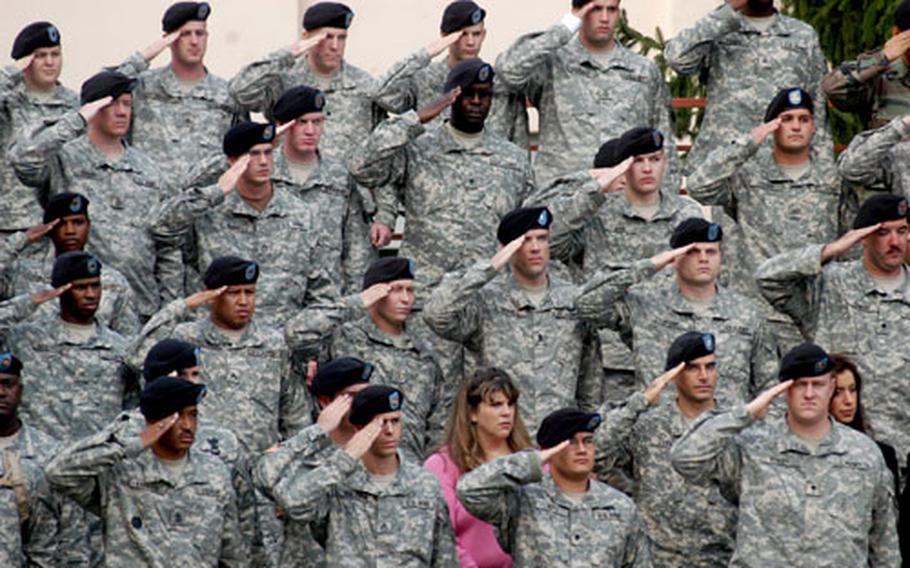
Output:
[424, 448, 513, 568]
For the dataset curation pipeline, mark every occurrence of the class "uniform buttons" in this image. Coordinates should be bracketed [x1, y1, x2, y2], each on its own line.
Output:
[881, 323, 887, 329]
[131, 516, 142, 529]
[573, 533, 581, 543]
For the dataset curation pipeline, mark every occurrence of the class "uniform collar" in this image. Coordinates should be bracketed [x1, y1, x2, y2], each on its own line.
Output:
[436, 120, 495, 155]
[225, 185, 292, 218]
[345, 452, 414, 496]
[157, 64, 213, 97]
[50, 316, 119, 348]
[853, 262, 910, 299]
[71, 135, 138, 171]
[200, 318, 265, 347]
[773, 417, 847, 457]
[356, 315, 417, 351]
[298, 57, 357, 91]
[735, 10, 790, 35]
[136, 448, 208, 488]
[667, 280, 728, 318]
[272, 149, 335, 191]
[620, 189, 685, 221]
[564, 36, 636, 71]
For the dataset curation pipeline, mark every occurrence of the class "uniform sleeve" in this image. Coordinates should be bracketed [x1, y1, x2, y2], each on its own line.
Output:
[669, 406, 748, 490]
[573, 259, 658, 327]
[253, 424, 333, 500]
[346, 110, 421, 190]
[279, 344, 310, 440]
[123, 298, 190, 373]
[107, 278, 142, 337]
[217, 473, 251, 568]
[652, 72, 683, 192]
[869, 449, 902, 568]
[421, 260, 495, 343]
[283, 293, 362, 360]
[822, 50, 886, 116]
[149, 183, 225, 246]
[753, 243, 827, 338]
[8, 110, 85, 190]
[594, 393, 649, 475]
[272, 445, 359, 526]
[687, 135, 761, 212]
[0, 293, 40, 331]
[494, 23, 574, 93]
[664, 4, 741, 76]
[430, 484, 459, 568]
[837, 118, 908, 191]
[20, 470, 66, 568]
[535, 171, 606, 263]
[372, 49, 430, 114]
[456, 450, 543, 553]
[622, 506, 653, 568]
[227, 48, 295, 115]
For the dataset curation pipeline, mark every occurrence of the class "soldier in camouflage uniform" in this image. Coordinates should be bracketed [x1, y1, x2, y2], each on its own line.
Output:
[494, 0, 678, 188]
[0, 352, 88, 567]
[671, 342, 901, 568]
[271, 85, 373, 295]
[575, 218, 779, 407]
[0, 252, 137, 444]
[595, 332, 737, 567]
[755, 194, 910, 469]
[286, 257, 448, 461]
[837, 116, 910, 197]
[266, 385, 458, 567]
[113, 2, 244, 189]
[457, 407, 652, 567]
[0, 192, 139, 336]
[823, 0, 910, 131]
[0, 21, 78, 233]
[664, 0, 832, 172]
[423, 207, 604, 433]
[46, 377, 248, 567]
[8, 71, 180, 320]
[229, 2, 380, 161]
[150, 121, 340, 329]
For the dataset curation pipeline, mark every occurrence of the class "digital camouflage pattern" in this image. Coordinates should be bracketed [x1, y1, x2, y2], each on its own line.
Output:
[670, 405, 901, 568]
[837, 117, 910, 197]
[457, 449, 652, 568]
[823, 48, 910, 130]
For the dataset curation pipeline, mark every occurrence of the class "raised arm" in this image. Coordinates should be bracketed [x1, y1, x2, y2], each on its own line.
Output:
[664, 3, 743, 76]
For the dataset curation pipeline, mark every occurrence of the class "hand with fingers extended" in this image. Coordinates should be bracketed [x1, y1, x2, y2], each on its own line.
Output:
[139, 412, 179, 448]
[589, 156, 634, 193]
[218, 155, 251, 195]
[571, 1, 599, 19]
[79, 96, 114, 123]
[344, 417, 383, 460]
[371, 223, 393, 249]
[361, 282, 391, 309]
[491, 235, 526, 271]
[275, 120, 295, 140]
[745, 380, 793, 420]
[427, 31, 463, 58]
[31, 283, 71, 306]
[539, 440, 571, 464]
[643, 362, 685, 405]
[15, 53, 34, 72]
[141, 30, 181, 62]
[184, 286, 227, 310]
[305, 360, 318, 388]
[25, 219, 59, 244]
[649, 243, 696, 272]
[317, 394, 353, 435]
[821, 223, 881, 262]
[726, 0, 749, 11]
[750, 118, 781, 146]
[292, 31, 329, 58]
[417, 87, 461, 124]
[884, 29, 910, 62]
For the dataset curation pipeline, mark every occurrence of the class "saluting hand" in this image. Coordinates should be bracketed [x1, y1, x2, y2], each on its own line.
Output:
[218, 155, 251, 195]
[750, 118, 781, 146]
[821, 223, 881, 262]
[141, 30, 181, 62]
[884, 29, 910, 62]
[292, 31, 329, 58]
[15, 53, 34, 72]
[726, 0, 750, 12]
[491, 234, 526, 271]
[344, 417, 383, 460]
[370, 223, 393, 249]
[417, 87, 461, 124]
[571, 1, 599, 19]
[31, 283, 71, 306]
[589, 156, 634, 193]
[139, 412, 180, 448]
[426, 31, 463, 58]
[185, 286, 227, 309]
[317, 394, 353, 435]
[649, 243, 696, 272]
[361, 282, 391, 309]
[25, 219, 59, 244]
[643, 362, 685, 405]
[78, 96, 114, 123]
[539, 440, 571, 464]
[745, 380, 793, 420]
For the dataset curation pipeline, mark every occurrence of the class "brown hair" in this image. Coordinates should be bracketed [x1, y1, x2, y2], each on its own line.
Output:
[440, 367, 532, 473]
[829, 353, 870, 434]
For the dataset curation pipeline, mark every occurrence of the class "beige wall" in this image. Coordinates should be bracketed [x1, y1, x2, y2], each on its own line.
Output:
[4, 0, 721, 89]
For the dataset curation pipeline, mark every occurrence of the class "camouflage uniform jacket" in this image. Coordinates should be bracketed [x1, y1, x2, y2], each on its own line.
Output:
[150, 182, 340, 330]
[45, 417, 248, 567]
[755, 243, 910, 467]
[0, 65, 78, 230]
[347, 110, 536, 288]
[837, 117, 910, 197]
[0, 295, 137, 442]
[457, 449, 651, 567]
[7, 110, 180, 318]
[670, 406, 901, 568]
[688, 135, 848, 282]
[0, 232, 139, 336]
[422, 260, 603, 432]
[494, 22, 679, 188]
[823, 47, 910, 130]
[596, 394, 737, 567]
[127, 298, 307, 456]
[270, 444, 458, 567]
[664, 4, 832, 172]
[115, 52, 244, 188]
[575, 261, 778, 406]
[229, 50, 380, 161]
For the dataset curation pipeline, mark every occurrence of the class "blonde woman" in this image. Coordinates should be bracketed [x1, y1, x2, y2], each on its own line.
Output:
[424, 368, 532, 568]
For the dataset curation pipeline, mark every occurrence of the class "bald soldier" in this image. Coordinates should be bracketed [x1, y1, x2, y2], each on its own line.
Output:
[671, 343, 900, 567]
[458, 407, 651, 567]
[0, 21, 78, 233]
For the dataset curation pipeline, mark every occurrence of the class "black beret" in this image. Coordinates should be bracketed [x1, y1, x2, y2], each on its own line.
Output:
[349, 385, 404, 426]
[441, 1, 486, 34]
[140, 376, 207, 422]
[670, 217, 723, 248]
[303, 2, 354, 31]
[443, 58, 494, 93]
[272, 86, 326, 123]
[852, 194, 909, 229]
[620, 126, 665, 157]
[80, 71, 137, 105]
[43, 192, 89, 224]
[497, 207, 552, 245]
[310, 357, 373, 397]
[764, 87, 814, 123]
[593, 136, 623, 168]
[572, 0, 593, 7]
[665, 331, 716, 371]
[11, 22, 60, 60]
[536, 408, 602, 449]
[222, 121, 276, 157]
[0, 352, 23, 376]
[897, 0, 910, 31]
[778, 342, 834, 382]
[362, 257, 415, 290]
[144, 339, 201, 383]
[51, 251, 101, 288]
[162, 2, 211, 33]
[203, 256, 259, 288]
